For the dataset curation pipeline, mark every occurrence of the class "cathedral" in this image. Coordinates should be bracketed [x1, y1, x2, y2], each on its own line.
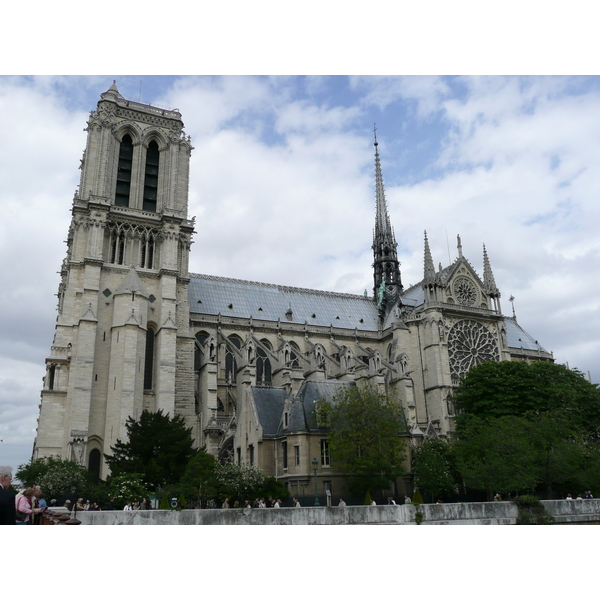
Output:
[33, 83, 553, 499]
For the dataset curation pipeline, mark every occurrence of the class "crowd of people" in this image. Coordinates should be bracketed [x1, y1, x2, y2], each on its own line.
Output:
[0, 466, 48, 525]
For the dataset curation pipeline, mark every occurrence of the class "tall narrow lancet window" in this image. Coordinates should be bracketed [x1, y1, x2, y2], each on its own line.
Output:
[88, 449, 101, 481]
[225, 336, 241, 382]
[110, 230, 126, 265]
[140, 232, 155, 269]
[115, 134, 133, 207]
[144, 325, 156, 390]
[143, 140, 159, 212]
[256, 340, 272, 386]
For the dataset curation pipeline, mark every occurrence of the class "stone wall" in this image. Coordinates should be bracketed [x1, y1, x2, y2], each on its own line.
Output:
[74, 499, 600, 525]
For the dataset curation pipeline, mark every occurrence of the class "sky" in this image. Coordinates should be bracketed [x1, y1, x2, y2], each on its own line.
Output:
[1, 74, 599, 475]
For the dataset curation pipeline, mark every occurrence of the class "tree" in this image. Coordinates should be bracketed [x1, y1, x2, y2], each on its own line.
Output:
[453, 361, 600, 498]
[16, 457, 93, 500]
[107, 473, 150, 507]
[412, 438, 458, 502]
[105, 410, 197, 490]
[454, 361, 600, 439]
[453, 415, 539, 500]
[319, 385, 407, 497]
[178, 449, 218, 508]
[213, 462, 266, 503]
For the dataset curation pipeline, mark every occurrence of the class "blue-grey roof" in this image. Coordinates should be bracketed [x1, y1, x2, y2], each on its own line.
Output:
[287, 380, 352, 433]
[189, 273, 379, 331]
[252, 387, 287, 436]
[504, 317, 549, 353]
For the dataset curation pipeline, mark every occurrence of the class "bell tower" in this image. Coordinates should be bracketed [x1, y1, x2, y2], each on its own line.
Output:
[34, 82, 196, 479]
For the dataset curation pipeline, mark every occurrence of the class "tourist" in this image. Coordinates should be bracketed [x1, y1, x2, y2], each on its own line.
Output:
[566, 493, 573, 500]
[370, 499, 376, 506]
[273, 499, 281, 508]
[15, 487, 36, 525]
[63, 499, 72, 510]
[404, 495, 411, 504]
[124, 502, 133, 510]
[387, 497, 396, 505]
[338, 498, 346, 507]
[0, 466, 16, 526]
[75, 498, 86, 511]
[293, 497, 301, 507]
[222, 498, 230, 509]
[106, 497, 115, 510]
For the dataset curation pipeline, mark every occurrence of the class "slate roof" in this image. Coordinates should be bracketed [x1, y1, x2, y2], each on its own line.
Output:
[189, 273, 379, 331]
[286, 380, 353, 434]
[252, 387, 287, 437]
[504, 317, 549, 353]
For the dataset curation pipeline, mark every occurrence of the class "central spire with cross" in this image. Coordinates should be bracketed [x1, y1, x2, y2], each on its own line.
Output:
[372, 125, 402, 311]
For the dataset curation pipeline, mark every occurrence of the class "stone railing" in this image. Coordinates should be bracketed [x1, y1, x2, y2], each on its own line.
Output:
[74, 499, 600, 526]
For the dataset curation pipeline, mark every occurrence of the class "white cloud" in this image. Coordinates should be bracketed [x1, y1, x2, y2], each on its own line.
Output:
[2, 75, 599, 474]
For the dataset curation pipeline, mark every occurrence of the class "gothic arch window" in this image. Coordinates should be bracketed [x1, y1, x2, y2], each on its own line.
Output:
[447, 319, 499, 382]
[194, 331, 209, 371]
[140, 231, 155, 269]
[289, 341, 300, 368]
[110, 228, 126, 265]
[144, 323, 156, 390]
[143, 140, 160, 212]
[88, 448, 101, 482]
[115, 134, 133, 207]
[226, 336, 242, 382]
[257, 340, 272, 386]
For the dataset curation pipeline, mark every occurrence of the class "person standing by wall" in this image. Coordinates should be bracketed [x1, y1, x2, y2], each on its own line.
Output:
[0, 466, 16, 525]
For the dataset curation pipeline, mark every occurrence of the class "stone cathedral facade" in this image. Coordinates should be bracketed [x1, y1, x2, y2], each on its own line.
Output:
[34, 84, 553, 498]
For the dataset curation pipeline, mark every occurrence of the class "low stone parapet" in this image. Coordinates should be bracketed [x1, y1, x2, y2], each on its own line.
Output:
[72, 499, 600, 525]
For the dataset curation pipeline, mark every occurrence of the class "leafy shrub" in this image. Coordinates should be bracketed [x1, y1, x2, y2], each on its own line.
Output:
[515, 494, 554, 525]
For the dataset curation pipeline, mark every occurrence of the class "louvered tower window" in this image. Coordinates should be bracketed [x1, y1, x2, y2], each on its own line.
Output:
[143, 141, 159, 212]
[115, 135, 133, 207]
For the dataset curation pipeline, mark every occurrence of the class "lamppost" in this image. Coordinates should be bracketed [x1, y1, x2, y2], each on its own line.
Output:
[312, 457, 320, 506]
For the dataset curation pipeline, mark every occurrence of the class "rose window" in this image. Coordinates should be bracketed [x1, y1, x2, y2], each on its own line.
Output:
[452, 276, 478, 306]
[448, 319, 499, 380]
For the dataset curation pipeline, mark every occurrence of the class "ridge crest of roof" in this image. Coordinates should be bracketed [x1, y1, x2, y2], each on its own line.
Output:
[189, 272, 373, 301]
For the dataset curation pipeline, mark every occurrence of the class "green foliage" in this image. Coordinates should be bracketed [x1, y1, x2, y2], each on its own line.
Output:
[322, 385, 407, 497]
[213, 462, 265, 503]
[105, 410, 197, 491]
[257, 476, 290, 503]
[107, 473, 149, 506]
[412, 489, 423, 505]
[514, 494, 554, 525]
[364, 490, 372, 505]
[414, 509, 424, 525]
[453, 361, 600, 498]
[412, 438, 458, 502]
[17, 457, 92, 500]
[178, 495, 187, 509]
[178, 449, 218, 508]
[160, 493, 169, 510]
[454, 361, 600, 439]
[454, 415, 539, 498]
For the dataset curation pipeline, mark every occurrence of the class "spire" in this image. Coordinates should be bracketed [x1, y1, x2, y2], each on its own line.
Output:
[374, 126, 393, 240]
[100, 80, 124, 102]
[371, 126, 402, 307]
[457, 234, 463, 259]
[424, 231, 436, 282]
[482, 244, 499, 295]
